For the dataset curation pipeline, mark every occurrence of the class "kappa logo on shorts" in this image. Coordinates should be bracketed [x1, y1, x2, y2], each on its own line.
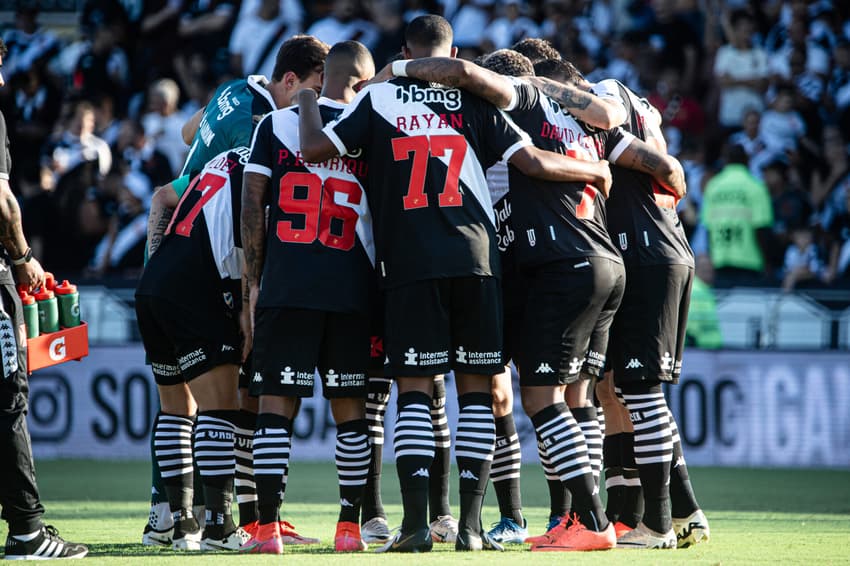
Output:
[625, 358, 644, 369]
[535, 362, 555, 374]
[459, 469, 479, 481]
[661, 352, 673, 371]
[280, 366, 296, 384]
[252, 372, 263, 383]
[411, 468, 430, 478]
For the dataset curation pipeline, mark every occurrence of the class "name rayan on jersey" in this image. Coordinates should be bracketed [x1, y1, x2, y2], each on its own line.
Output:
[275, 147, 369, 179]
[395, 111, 464, 133]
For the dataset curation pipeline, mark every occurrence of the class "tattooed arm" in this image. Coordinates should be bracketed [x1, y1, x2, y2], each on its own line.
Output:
[527, 76, 627, 130]
[147, 182, 180, 258]
[241, 171, 269, 332]
[0, 178, 44, 291]
[613, 137, 686, 199]
[401, 58, 517, 109]
[510, 148, 613, 197]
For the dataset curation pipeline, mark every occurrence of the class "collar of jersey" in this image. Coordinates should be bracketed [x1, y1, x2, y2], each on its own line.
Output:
[246, 75, 276, 110]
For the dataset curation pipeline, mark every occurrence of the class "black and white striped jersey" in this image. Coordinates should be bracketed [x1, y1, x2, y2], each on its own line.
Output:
[246, 98, 375, 314]
[505, 81, 630, 268]
[592, 79, 694, 268]
[323, 77, 533, 289]
[137, 147, 248, 300]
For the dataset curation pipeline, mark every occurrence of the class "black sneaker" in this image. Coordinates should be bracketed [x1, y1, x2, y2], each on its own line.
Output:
[375, 527, 433, 553]
[171, 509, 202, 551]
[455, 529, 505, 551]
[4, 525, 88, 560]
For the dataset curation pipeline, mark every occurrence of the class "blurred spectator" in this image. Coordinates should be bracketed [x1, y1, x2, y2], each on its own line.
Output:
[648, 66, 705, 136]
[114, 119, 174, 189]
[810, 127, 850, 212]
[647, 0, 702, 95]
[135, 0, 183, 85]
[591, 31, 643, 94]
[764, 158, 812, 247]
[451, 0, 492, 49]
[828, 40, 850, 132]
[92, 93, 120, 147]
[701, 144, 774, 287]
[365, 0, 406, 68]
[768, 15, 830, 78]
[2, 68, 61, 194]
[821, 187, 850, 285]
[177, 0, 238, 81]
[758, 84, 805, 154]
[44, 100, 112, 188]
[307, 0, 379, 50]
[780, 224, 825, 291]
[1, 7, 61, 83]
[72, 16, 130, 105]
[230, 0, 300, 78]
[140, 79, 186, 176]
[713, 10, 769, 129]
[483, 0, 539, 51]
[89, 171, 151, 276]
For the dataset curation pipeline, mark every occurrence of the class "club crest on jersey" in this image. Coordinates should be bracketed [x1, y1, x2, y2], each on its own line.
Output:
[222, 292, 234, 309]
[396, 84, 462, 111]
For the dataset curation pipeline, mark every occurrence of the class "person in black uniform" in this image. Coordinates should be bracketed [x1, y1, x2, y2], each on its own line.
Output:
[298, 15, 615, 553]
[240, 40, 377, 554]
[0, 38, 88, 561]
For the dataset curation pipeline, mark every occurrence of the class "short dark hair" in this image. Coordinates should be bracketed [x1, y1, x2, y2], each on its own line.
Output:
[405, 15, 453, 50]
[534, 58, 583, 84]
[511, 38, 560, 65]
[482, 49, 534, 77]
[725, 143, 749, 166]
[272, 35, 330, 82]
[730, 9, 753, 28]
[0, 38, 7, 59]
[325, 40, 374, 78]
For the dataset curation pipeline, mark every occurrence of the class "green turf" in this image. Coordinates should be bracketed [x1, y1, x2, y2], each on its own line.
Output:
[2, 460, 849, 564]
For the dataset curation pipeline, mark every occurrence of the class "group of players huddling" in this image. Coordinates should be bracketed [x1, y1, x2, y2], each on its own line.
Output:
[135, 13, 710, 554]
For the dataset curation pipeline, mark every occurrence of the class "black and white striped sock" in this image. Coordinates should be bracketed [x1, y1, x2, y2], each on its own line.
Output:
[531, 403, 606, 531]
[253, 413, 291, 525]
[619, 384, 673, 533]
[537, 437, 570, 520]
[668, 409, 699, 518]
[456, 392, 495, 534]
[363, 376, 391, 521]
[233, 409, 258, 526]
[394, 391, 434, 533]
[154, 413, 195, 514]
[572, 406, 603, 486]
[429, 378, 452, 521]
[491, 413, 523, 524]
[336, 418, 371, 524]
[195, 411, 237, 532]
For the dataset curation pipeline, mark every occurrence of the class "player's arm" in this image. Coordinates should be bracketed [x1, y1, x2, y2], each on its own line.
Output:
[509, 147, 613, 197]
[527, 76, 627, 130]
[393, 58, 517, 109]
[147, 181, 182, 258]
[297, 89, 340, 163]
[182, 109, 203, 145]
[612, 136, 686, 199]
[0, 178, 44, 291]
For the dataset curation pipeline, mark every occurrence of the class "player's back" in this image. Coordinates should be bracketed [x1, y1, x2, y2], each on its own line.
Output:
[593, 79, 693, 267]
[182, 76, 276, 177]
[323, 77, 533, 289]
[503, 81, 623, 268]
[138, 147, 249, 300]
[247, 99, 375, 314]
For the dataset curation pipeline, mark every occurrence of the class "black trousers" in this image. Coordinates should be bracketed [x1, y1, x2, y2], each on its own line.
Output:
[0, 281, 44, 535]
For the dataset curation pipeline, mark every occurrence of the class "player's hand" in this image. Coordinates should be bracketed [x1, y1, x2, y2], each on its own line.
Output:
[363, 63, 394, 88]
[596, 160, 613, 198]
[664, 155, 687, 199]
[14, 257, 45, 293]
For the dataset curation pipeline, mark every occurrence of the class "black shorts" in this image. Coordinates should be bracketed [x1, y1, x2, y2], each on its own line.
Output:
[368, 293, 386, 376]
[135, 295, 241, 386]
[383, 276, 503, 377]
[608, 264, 693, 385]
[250, 307, 369, 399]
[502, 268, 529, 366]
[239, 351, 253, 390]
[518, 257, 625, 387]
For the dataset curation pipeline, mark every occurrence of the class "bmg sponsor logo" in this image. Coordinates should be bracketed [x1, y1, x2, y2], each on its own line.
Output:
[28, 372, 72, 442]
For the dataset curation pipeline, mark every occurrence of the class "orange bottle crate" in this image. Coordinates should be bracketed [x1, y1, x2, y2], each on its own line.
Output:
[26, 322, 89, 372]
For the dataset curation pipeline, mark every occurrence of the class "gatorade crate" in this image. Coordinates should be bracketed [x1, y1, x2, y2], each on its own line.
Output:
[27, 322, 89, 372]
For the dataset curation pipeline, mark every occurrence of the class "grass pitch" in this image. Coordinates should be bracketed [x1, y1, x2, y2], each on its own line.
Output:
[2, 460, 848, 564]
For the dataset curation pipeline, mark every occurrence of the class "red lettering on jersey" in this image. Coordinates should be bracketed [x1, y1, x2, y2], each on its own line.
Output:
[277, 149, 289, 164]
[294, 151, 304, 167]
[409, 115, 421, 130]
[541, 122, 551, 138]
[396, 116, 407, 132]
[450, 113, 463, 129]
[423, 114, 435, 128]
[438, 114, 449, 128]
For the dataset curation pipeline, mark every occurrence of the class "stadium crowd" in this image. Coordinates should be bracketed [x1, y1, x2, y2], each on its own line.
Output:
[1, 0, 850, 291]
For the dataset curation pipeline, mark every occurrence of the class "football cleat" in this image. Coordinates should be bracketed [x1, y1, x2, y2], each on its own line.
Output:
[672, 509, 710, 548]
[375, 528, 433, 553]
[429, 515, 459, 543]
[3, 525, 88, 560]
[616, 522, 677, 549]
[360, 517, 393, 544]
[279, 520, 320, 545]
[334, 521, 367, 552]
[455, 529, 504, 551]
[524, 515, 564, 545]
[171, 510, 202, 551]
[613, 521, 634, 538]
[240, 522, 283, 554]
[201, 526, 251, 551]
[141, 502, 173, 547]
[487, 517, 529, 544]
[531, 515, 616, 552]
